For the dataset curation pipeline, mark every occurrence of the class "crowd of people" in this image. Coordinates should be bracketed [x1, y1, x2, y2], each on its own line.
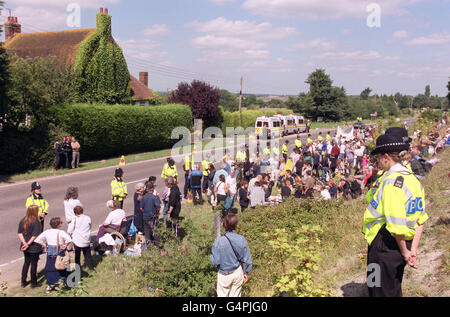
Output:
[16, 115, 449, 297]
[53, 136, 81, 170]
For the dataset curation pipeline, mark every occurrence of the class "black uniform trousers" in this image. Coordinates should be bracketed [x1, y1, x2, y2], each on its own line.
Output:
[367, 226, 411, 297]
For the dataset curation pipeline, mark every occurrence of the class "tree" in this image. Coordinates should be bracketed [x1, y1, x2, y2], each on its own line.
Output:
[219, 89, 239, 112]
[360, 87, 372, 100]
[394, 93, 411, 109]
[447, 78, 450, 106]
[7, 56, 76, 129]
[304, 69, 347, 121]
[425, 85, 431, 98]
[168, 80, 221, 128]
[243, 94, 258, 108]
[286, 93, 315, 118]
[412, 94, 428, 109]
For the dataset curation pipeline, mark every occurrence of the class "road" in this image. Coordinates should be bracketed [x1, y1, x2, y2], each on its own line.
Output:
[0, 125, 359, 286]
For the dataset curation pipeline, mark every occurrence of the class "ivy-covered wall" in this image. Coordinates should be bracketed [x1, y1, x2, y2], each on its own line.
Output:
[74, 13, 130, 104]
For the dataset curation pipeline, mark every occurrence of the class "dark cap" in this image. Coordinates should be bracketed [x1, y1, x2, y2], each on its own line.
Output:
[385, 127, 412, 144]
[146, 184, 155, 191]
[371, 134, 409, 156]
[31, 181, 41, 191]
[115, 168, 123, 177]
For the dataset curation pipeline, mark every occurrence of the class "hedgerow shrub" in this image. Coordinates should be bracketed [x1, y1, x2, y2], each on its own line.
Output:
[56, 103, 192, 161]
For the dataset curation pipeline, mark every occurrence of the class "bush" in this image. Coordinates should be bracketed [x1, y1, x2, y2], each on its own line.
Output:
[55, 103, 192, 161]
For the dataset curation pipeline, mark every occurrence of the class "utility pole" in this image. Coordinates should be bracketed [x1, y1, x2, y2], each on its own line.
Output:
[239, 76, 243, 126]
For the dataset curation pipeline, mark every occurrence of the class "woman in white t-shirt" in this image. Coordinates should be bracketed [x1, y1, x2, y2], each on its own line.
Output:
[215, 174, 227, 204]
[67, 206, 94, 271]
[63, 186, 83, 224]
[35, 217, 72, 293]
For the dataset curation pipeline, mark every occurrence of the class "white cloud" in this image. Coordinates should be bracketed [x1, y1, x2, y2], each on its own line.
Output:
[312, 50, 382, 60]
[242, 0, 421, 20]
[117, 38, 168, 63]
[404, 31, 450, 46]
[188, 17, 297, 63]
[3, 0, 120, 31]
[210, 0, 236, 5]
[191, 35, 266, 50]
[142, 24, 169, 37]
[289, 38, 336, 51]
[393, 30, 410, 39]
[187, 17, 296, 40]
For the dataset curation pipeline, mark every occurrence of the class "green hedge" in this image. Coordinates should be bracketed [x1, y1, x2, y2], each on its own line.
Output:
[56, 103, 192, 161]
[222, 108, 293, 133]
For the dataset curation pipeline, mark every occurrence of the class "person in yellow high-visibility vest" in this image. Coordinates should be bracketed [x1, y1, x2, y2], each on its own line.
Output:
[326, 131, 332, 143]
[295, 135, 302, 150]
[307, 134, 313, 146]
[272, 144, 280, 158]
[363, 133, 428, 297]
[26, 181, 49, 231]
[236, 146, 247, 163]
[183, 152, 194, 199]
[111, 168, 127, 209]
[202, 154, 211, 193]
[161, 158, 178, 182]
[263, 145, 271, 157]
[282, 140, 289, 162]
[317, 132, 323, 143]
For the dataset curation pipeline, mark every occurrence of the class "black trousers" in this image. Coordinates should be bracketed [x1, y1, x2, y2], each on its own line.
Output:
[202, 177, 209, 192]
[144, 219, 161, 249]
[192, 188, 203, 205]
[367, 226, 410, 297]
[184, 173, 190, 198]
[54, 153, 60, 169]
[22, 252, 40, 285]
[74, 245, 94, 270]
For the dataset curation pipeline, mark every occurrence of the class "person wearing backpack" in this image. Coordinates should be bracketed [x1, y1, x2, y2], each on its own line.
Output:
[210, 214, 252, 297]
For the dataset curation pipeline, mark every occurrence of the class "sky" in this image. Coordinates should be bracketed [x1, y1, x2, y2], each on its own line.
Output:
[1, 0, 449, 96]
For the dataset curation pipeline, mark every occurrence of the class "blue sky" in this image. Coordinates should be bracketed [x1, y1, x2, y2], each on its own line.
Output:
[1, 0, 449, 96]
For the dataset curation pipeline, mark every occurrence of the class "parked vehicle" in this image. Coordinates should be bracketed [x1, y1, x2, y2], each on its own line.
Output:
[255, 116, 283, 139]
[294, 115, 307, 133]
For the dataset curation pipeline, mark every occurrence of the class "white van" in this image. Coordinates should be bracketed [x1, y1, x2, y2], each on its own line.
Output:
[255, 116, 282, 139]
[294, 115, 307, 133]
[275, 114, 296, 136]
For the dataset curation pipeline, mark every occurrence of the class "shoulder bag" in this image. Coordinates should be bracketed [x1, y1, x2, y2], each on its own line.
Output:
[55, 231, 70, 270]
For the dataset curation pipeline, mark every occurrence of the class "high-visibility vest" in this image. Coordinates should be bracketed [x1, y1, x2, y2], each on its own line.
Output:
[202, 160, 210, 177]
[281, 159, 294, 176]
[111, 177, 128, 201]
[295, 139, 302, 148]
[263, 148, 271, 156]
[185, 155, 194, 170]
[326, 135, 331, 142]
[282, 144, 288, 155]
[406, 163, 413, 174]
[318, 136, 323, 142]
[236, 151, 247, 162]
[26, 195, 49, 216]
[362, 168, 428, 246]
[272, 147, 280, 156]
[162, 164, 178, 180]
[307, 138, 313, 145]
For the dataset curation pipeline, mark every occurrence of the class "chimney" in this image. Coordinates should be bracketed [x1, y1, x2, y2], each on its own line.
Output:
[139, 72, 149, 87]
[100, 8, 104, 14]
[105, 8, 109, 15]
[5, 16, 21, 42]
